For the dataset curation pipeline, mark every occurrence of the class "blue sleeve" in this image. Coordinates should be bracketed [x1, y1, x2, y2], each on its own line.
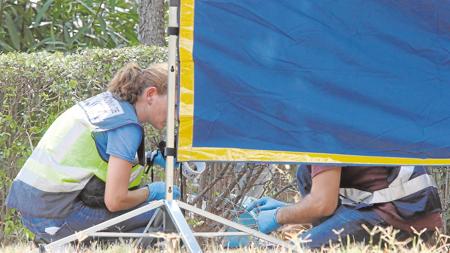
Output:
[105, 124, 143, 164]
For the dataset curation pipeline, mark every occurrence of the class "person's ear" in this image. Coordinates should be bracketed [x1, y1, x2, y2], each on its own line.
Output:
[146, 87, 157, 104]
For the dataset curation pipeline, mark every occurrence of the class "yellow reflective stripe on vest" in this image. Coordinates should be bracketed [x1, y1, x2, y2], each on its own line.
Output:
[17, 158, 86, 192]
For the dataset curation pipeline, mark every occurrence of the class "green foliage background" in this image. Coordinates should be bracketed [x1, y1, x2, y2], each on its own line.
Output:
[0, 46, 167, 243]
[0, 0, 139, 52]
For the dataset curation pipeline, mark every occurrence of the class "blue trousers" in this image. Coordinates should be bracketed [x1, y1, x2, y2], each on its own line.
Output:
[21, 200, 156, 243]
[296, 166, 386, 249]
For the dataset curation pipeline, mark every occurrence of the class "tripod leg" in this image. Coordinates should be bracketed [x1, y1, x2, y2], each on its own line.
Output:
[44, 200, 164, 252]
[177, 201, 294, 250]
[163, 200, 202, 253]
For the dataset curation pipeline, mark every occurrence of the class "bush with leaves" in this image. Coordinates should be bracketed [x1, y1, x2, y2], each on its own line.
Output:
[0, 0, 139, 52]
[0, 46, 166, 243]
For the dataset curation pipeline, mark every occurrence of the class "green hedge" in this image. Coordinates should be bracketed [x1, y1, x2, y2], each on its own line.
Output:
[0, 46, 167, 243]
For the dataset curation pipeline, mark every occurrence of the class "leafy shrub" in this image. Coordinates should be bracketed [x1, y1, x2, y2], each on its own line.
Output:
[0, 46, 167, 243]
[0, 0, 139, 52]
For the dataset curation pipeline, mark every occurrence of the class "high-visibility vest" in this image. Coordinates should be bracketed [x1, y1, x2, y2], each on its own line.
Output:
[339, 166, 440, 209]
[7, 92, 145, 218]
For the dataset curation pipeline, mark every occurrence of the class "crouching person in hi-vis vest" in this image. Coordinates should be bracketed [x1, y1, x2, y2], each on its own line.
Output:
[6, 63, 180, 244]
[247, 165, 443, 249]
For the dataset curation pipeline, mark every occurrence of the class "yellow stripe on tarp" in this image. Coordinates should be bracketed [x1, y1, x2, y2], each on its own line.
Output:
[177, 0, 450, 166]
[177, 146, 450, 165]
[178, 0, 195, 150]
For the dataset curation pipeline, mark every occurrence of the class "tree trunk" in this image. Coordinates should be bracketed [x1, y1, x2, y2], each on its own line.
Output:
[138, 0, 165, 46]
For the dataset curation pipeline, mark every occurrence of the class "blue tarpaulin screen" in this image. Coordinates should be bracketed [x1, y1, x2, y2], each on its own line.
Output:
[177, 0, 450, 165]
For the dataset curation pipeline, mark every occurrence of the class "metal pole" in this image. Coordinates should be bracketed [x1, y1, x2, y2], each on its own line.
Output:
[163, 2, 203, 251]
[91, 231, 249, 238]
[165, 0, 179, 201]
[445, 167, 449, 234]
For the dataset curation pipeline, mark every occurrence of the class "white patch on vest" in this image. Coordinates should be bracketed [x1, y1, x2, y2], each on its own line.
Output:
[80, 92, 124, 123]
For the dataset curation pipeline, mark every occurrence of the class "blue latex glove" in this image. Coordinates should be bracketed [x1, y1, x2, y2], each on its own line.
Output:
[246, 196, 287, 212]
[150, 150, 179, 169]
[150, 150, 166, 168]
[255, 208, 282, 234]
[146, 182, 181, 202]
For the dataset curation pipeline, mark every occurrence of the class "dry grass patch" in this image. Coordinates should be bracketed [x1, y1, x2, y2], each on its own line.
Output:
[1, 226, 449, 253]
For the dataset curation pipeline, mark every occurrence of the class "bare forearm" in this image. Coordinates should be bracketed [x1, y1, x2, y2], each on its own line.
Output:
[276, 166, 340, 226]
[105, 187, 148, 212]
[276, 194, 329, 225]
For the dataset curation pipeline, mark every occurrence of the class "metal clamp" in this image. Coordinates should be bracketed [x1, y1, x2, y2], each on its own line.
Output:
[165, 147, 176, 157]
[167, 27, 179, 36]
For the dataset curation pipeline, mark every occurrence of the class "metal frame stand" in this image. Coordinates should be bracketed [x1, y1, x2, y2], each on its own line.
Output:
[44, 1, 294, 252]
[43, 200, 293, 252]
